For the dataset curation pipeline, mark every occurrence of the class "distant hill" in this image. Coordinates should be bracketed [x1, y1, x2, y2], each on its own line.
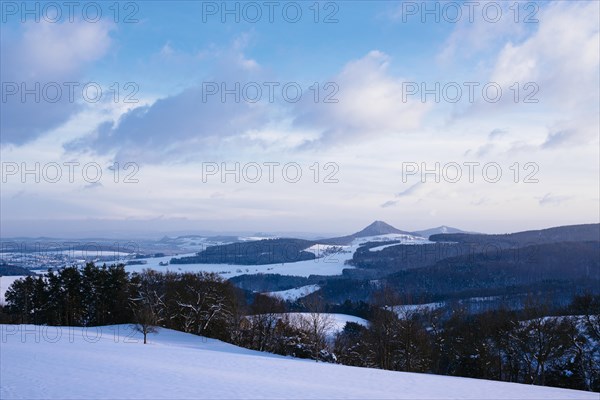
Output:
[384, 240, 600, 298]
[347, 223, 600, 275]
[320, 240, 600, 304]
[0, 264, 34, 276]
[170, 238, 317, 265]
[429, 223, 600, 247]
[412, 225, 470, 238]
[321, 221, 414, 245]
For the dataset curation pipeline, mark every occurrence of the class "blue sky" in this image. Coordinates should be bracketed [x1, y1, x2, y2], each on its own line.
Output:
[1, 1, 598, 237]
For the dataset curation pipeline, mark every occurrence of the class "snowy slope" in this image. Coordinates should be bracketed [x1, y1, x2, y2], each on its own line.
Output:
[1, 324, 595, 400]
[351, 233, 430, 246]
[391, 302, 445, 316]
[264, 284, 321, 301]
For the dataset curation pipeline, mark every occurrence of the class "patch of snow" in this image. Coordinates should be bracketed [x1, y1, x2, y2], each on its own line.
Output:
[390, 302, 445, 316]
[264, 285, 321, 301]
[245, 313, 369, 338]
[1, 324, 596, 399]
[57, 250, 131, 257]
[354, 234, 430, 247]
[303, 244, 342, 257]
[239, 236, 277, 242]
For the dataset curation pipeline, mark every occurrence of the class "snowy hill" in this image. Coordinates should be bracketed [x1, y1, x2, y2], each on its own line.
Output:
[354, 220, 412, 237]
[264, 284, 321, 301]
[1, 324, 596, 399]
[412, 225, 470, 238]
[322, 221, 420, 245]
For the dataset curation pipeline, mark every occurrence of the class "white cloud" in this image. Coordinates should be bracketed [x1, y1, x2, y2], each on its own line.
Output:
[17, 20, 112, 78]
[437, 1, 530, 64]
[294, 51, 431, 147]
[491, 2, 599, 100]
[490, 2, 599, 148]
[0, 20, 114, 144]
[445, 2, 599, 150]
[538, 193, 571, 207]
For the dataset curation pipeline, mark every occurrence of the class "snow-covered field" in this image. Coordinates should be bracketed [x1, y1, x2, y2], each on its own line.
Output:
[1, 324, 596, 399]
[391, 302, 446, 316]
[264, 284, 321, 301]
[124, 250, 353, 278]
[356, 233, 430, 246]
[365, 235, 431, 252]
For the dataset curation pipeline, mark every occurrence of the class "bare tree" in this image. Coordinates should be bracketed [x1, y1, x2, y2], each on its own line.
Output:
[248, 294, 286, 351]
[130, 270, 165, 344]
[299, 295, 334, 362]
[510, 315, 572, 385]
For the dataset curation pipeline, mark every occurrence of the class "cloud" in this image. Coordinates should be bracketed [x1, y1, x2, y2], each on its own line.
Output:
[540, 115, 600, 149]
[380, 182, 425, 208]
[0, 20, 113, 145]
[445, 2, 598, 151]
[294, 51, 430, 147]
[380, 200, 398, 208]
[470, 197, 490, 206]
[488, 128, 508, 140]
[538, 193, 571, 207]
[75, 49, 433, 162]
[464, 128, 508, 157]
[84, 87, 272, 163]
[396, 182, 424, 197]
[490, 2, 599, 95]
[83, 182, 103, 190]
[437, 1, 531, 63]
[490, 1, 599, 148]
[17, 20, 112, 77]
[71, 38, 274, 163]
[464, 143, 496, 158]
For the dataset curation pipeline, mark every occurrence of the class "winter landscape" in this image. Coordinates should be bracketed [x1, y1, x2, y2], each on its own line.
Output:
[1, 1, 599, 399]
[2, 324, 597, 400]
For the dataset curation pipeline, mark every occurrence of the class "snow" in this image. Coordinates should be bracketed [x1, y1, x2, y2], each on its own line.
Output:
[1, 324, 596, 399]
[391, 302, 445, 316]
[303, 244, 341, 256]
[0, 246, 351, 305]
[124, 248, 354, 278]
[57, 250, 131, 257]
[248, 313, 368, 338]
[368, 242, 402, 251]
[353, 233, 430, 246]
[356, 234, 432, 252]
[0, 235, 428, 299]
[390, 296, 509, 316]
[286, 313, 369, 336]
[264, 285, 321, 301]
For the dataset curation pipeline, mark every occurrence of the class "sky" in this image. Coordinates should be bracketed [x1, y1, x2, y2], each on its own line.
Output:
[0, 0, 599, 238]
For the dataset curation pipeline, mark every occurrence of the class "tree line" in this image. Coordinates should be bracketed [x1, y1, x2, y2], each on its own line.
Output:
[1, 264, 240, 343]
[333, 289, 600, 392]
[1, 263, 598, 392]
